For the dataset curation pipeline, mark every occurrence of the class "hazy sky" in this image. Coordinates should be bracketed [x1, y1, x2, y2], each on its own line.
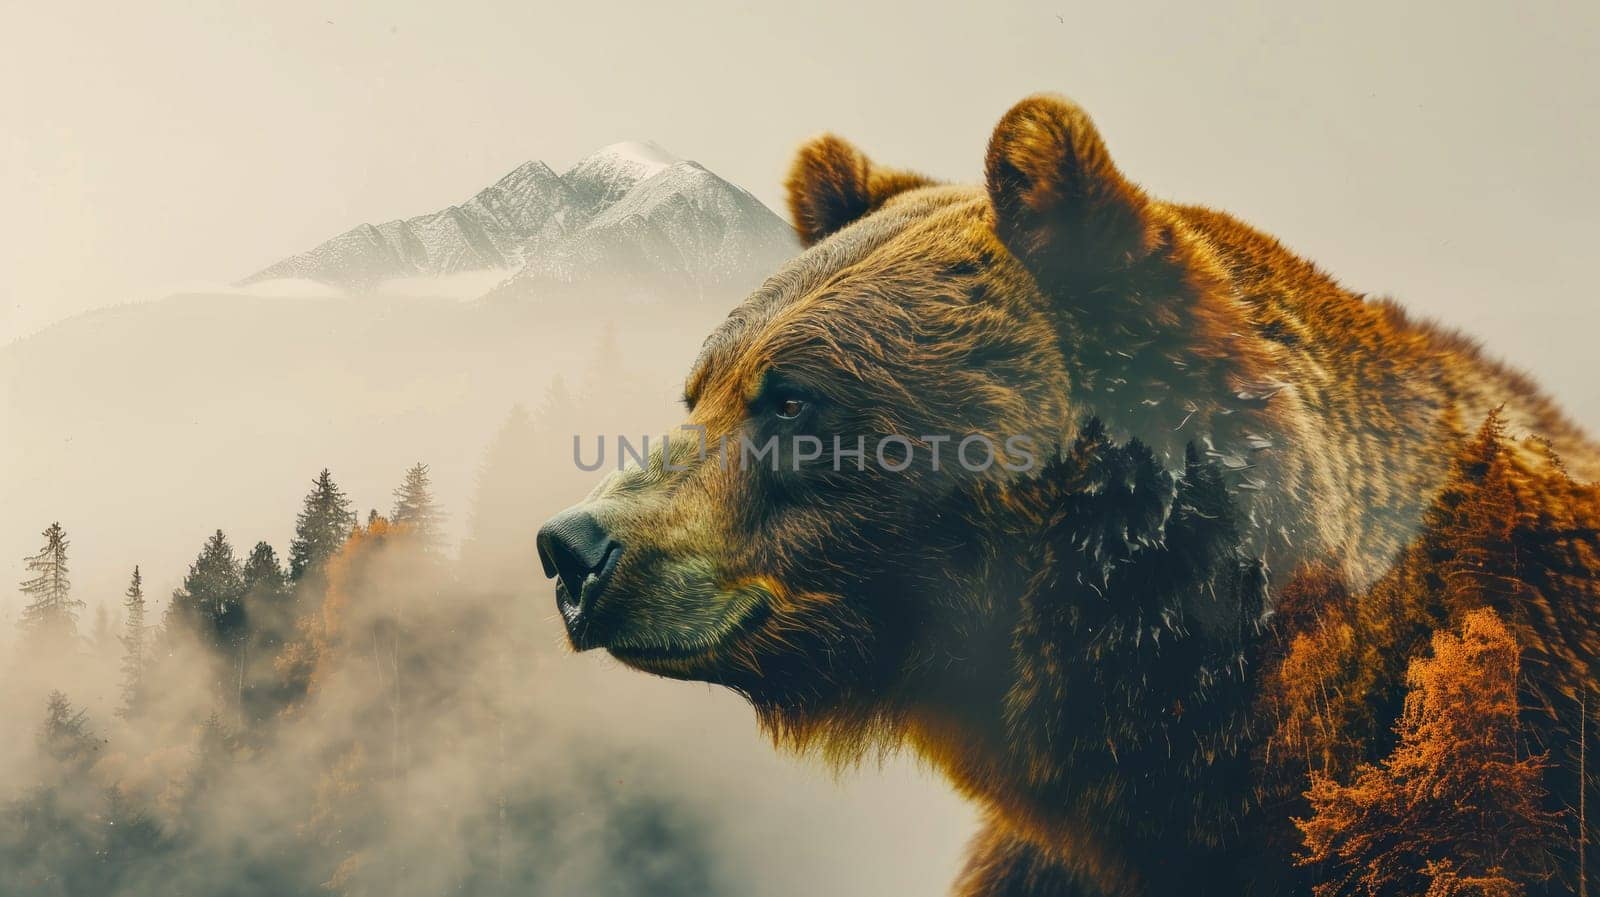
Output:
[3, 0, 1598, 419]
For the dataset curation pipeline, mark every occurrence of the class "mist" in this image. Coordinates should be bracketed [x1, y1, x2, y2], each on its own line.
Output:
[0, 282, 976, 896]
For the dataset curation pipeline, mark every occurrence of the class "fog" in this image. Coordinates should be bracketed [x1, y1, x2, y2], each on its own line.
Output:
[0, 285, 976, 895]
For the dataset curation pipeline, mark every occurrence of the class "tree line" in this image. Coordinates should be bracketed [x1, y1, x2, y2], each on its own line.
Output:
[2, 431, 726, 897]
[15, 464, 439, 728]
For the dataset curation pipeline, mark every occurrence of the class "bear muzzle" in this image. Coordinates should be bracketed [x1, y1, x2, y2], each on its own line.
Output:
[536, 507, 624, 650]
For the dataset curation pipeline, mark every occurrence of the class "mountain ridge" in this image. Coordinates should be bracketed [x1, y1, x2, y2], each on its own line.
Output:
[242, 142, 795, 301]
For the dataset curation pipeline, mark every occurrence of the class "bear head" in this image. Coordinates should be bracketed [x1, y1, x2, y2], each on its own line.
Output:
[537, 94, 1248, 752]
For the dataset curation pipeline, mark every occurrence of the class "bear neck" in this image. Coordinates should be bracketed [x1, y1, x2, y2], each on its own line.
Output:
[1047, 225, 1320, 583]
[901, 423, 1270, 879]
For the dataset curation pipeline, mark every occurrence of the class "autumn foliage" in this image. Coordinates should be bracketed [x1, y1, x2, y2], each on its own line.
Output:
[1259, 412, 1600, 895]
[275, 516, 400, 705]
[1296, 608, 1562, 896]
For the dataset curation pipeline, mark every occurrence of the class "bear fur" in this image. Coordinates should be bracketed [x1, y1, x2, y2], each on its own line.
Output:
[547, 95, 1600, 895]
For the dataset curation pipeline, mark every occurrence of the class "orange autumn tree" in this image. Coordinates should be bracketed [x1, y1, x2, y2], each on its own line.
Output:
[274, 511, 487, 897]
[1260, 415, 1541, 784]
[274, 517, 394, 704]
[1258, 411, 1600, 891]
[1296, 608, 1563, 897]
[1258, 564, 1378, 778]
[275, 516, 414, 894]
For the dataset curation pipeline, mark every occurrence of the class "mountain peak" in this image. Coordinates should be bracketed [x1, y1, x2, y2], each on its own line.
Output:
[485, 159, 562, 193]
[243, 140, 794, 301]
[586, 140, 680, 172]
[561, 140, 682, 211]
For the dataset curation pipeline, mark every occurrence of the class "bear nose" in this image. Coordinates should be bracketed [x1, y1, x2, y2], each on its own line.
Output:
[536, 508, 622, 647]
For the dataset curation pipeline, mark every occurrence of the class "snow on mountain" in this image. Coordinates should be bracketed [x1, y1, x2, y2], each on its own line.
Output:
[495, 158, 797, 301]
[560, 140, 680, 210]
[243, 143, 796, 302]
[244, 161, 576, 290]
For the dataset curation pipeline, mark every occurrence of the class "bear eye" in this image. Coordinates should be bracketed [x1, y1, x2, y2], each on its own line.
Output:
[775, 397, 808, 420]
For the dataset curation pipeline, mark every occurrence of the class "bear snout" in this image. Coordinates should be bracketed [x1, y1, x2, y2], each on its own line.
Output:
[536, 507, 624, 649]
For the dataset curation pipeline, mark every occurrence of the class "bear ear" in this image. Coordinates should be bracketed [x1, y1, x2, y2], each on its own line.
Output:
[786, 134, 937, 247]
[985, 95, 1156, 277]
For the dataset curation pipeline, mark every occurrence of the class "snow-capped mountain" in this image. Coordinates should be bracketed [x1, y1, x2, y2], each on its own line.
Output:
[561, 140, 679, 210]
[244, 160, 580, 290]
[243, 141, 796, 301]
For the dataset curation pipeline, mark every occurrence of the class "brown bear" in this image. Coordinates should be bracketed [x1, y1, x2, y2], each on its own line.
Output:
[537, 95, 1600, 895]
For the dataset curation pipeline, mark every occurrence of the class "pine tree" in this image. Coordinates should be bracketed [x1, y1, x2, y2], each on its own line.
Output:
[241, 542, 287, 599]
[183, 711, 238, 821]
[289, 469, 356, 581]
[169, 530, 244, 653]
[98, 786, 165, 875]
[237, 541, 289, 726]
[18, 522, 82, 647]
[38, 691, 99, 768]
[391, 462, 444, 549]
[1297, 609, 1563, 896]
[117, 567, 149, 720]
[240, 539, 289, 635]
[2, 692, 104, 895]
[1432, 412, 1528, 612]
[193, 710, 236, 769]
